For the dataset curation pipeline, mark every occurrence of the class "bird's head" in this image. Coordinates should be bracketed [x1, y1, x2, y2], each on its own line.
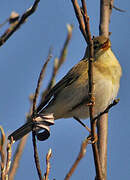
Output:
[93, 36, 111, 55]
[84, 36, 111, 58]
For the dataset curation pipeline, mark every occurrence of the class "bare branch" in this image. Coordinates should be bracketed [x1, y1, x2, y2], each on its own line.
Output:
[7, 23, 72, 179]
[92, 99, 120, 122]
[43, 148, 52, 180]
[73, 116, 91, 133]
[0, 127, 13, 180]
[32, 49, 52, 115]
[5, 138, 13, 179]
[32, 132, 43, 180]
[9, 135, 28, 180]
[9, 96, 33, 180]
[8, 45, 52, 180]
[99, 1, 115, 178]
[58, 24, 73, 69]
[81, 0, 92, 44]
[31, 50, 53, 180]
[71, 0, 88, 43]
[71, 1, 104, 179]
[0, 0, 40, 47]
[74, 99, 119, 138]
[0, 126, 6, 180]
[99, 0, 113, 37]
[113, 5, 126, 12]
[81, 1, 104, 179]
[41, 24, 73, 101]
[32, 25, 73, 178]
[64, 137, 89, 180]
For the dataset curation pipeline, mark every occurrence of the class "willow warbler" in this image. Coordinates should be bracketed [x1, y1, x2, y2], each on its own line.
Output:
[8, 36, 122, 141]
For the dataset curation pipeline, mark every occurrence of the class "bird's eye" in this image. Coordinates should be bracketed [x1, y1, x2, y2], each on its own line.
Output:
[94, 45, 98, 49]
[94, 40, 99, 45]
[94, 40, 99, 49]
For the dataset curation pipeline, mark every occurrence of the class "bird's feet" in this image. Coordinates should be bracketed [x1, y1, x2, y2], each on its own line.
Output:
[86, 96, 95, 106]
[87, 133, 98, 144]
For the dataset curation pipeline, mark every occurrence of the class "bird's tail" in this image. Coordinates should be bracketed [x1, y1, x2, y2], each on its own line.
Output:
[8, 113, 54, 142]
[8, 121, 33, 142]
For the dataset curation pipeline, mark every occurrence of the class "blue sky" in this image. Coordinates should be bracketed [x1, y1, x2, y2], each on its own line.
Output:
[0, 0, 130, 179]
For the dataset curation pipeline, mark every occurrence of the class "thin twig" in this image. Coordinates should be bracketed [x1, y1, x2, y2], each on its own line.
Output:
[92, 99, 120, 123]
[9, 135, 28, 180]
[32, 50, 52, 180]
[43, 149, 52, 180]
[32, 49, 52, 115]
[113, 5, 126, 12]
[0, 128, 13, 180]
[5, 138, 13, 179]
[73, 116, 91, 133]
[73, 99, 119, 134]
[64, 137, 89, 180]
[81, 0, 91, 44]
[71, 0, 88, 43]
[0, 11, 20, 29]
[0, 126, 6, 180]
[0, 18, 9, 28]
[41, 24, 73, 101]
[32, 132, 43, 180]
[0, 0, 40, 47]
[58, 24, 73, 69]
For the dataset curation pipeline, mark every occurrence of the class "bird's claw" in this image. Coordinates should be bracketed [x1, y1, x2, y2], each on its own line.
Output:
[86, 96, 95, 106]
[87, 134, 98, 144]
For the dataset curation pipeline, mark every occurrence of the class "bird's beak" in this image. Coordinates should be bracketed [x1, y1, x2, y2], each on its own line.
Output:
[101, 39, 111, 51]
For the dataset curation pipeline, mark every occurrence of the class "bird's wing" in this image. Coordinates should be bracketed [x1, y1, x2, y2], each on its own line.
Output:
[37, 59, 88, 113]
[37, 67, 80, 113]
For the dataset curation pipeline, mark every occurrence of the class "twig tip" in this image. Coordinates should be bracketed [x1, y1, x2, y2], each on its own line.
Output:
[46, 148, 52, 160]
[67, 24, 73, 33]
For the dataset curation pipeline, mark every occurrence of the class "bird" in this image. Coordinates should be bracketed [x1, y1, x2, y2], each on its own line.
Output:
[8, 36, 122, 142]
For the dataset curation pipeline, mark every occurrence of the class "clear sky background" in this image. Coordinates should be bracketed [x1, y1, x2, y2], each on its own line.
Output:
[0, 1, 130, 180]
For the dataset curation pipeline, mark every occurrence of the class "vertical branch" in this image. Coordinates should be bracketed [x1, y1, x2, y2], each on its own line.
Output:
[97, 113, 108, 179]
[98, 0, 114, 179]
[32, 50, 52, 115]
[32, 51, 52, 180]
[9, 135, 28, 180]
[81, 1, 103, 179]
[0, 127, 13, 180]
[0, 126, 6, 180]
[5, 140, 13, 180]
[32, 133, 43, 180]
[71, 0, 103, 179]
[99, 0, 114, 37]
